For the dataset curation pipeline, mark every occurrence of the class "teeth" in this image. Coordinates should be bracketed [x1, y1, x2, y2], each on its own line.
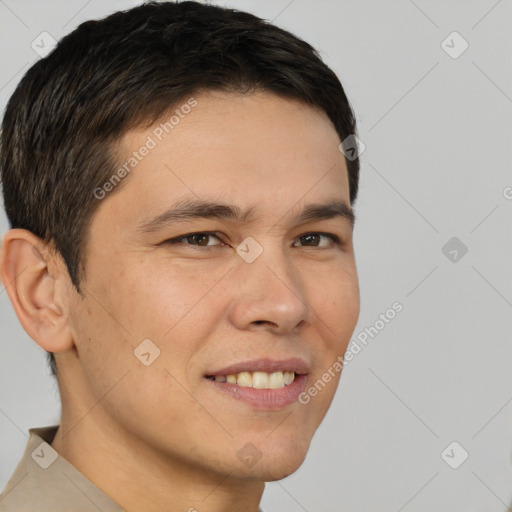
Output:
[237, 371, 253, 387]
[252, 371, 269, 389]
[269, 371, 285, 389]
[283, 371, 294, 386]
[213, 370, 296, 389]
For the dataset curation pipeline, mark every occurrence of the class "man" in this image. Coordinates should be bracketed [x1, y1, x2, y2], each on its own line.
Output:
[0, 1, 361, 510]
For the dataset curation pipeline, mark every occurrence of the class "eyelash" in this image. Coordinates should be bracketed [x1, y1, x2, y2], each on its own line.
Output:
[163, 231, 342, 249]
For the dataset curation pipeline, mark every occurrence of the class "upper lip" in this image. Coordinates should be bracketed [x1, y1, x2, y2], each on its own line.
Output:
[206, 357, 309, 376]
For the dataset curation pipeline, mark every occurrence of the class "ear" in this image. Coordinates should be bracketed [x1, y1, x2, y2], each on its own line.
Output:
[0, 229, 74, 353]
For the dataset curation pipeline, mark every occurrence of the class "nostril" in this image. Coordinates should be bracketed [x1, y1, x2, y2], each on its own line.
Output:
[253, 320, 278, 327]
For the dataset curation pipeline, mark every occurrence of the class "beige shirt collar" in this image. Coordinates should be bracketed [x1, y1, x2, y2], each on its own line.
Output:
[1, 426, 265, 511]
[0, 426, 125, 511]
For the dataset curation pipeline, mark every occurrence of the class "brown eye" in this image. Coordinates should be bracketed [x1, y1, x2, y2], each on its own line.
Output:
[186, 234, 210, 246]
[165, 232, 224, 247]
[299, 234, 321, 246]
[294, 233, 339, 248]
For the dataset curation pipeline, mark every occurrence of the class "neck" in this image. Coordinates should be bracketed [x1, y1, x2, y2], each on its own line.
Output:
[51, 394, 264, 512]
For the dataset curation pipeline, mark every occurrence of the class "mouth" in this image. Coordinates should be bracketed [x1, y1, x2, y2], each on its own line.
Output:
[204, 358, 309, 410]
[205, 370, 297, 388]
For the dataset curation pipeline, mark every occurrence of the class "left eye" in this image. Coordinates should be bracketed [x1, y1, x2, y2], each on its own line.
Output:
[293, 233, 339, 247]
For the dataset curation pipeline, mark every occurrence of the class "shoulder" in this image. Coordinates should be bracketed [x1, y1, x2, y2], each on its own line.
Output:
[0, 426, 124, 512]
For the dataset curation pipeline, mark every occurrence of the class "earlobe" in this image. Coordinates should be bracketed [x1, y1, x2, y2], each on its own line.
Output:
[0, 229, 74, 353]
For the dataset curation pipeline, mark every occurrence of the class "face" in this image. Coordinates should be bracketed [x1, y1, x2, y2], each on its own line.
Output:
[66, 90, 359, 480]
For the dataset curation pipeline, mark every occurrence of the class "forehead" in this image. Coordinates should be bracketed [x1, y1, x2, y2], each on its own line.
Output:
[97, 90, 350, 226]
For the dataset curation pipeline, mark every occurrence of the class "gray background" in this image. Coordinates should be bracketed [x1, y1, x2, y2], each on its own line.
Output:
[1, 0, 511, 510]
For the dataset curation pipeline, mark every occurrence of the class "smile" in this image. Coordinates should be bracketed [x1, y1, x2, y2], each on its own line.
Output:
[205, 370, 296, 389]
[204, 358, 309, 410]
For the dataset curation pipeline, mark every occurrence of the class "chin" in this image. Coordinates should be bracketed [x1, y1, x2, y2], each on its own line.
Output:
[264, 456, 307, 481]
[242, 451, 308, 481]
[232, 435, 311, 482]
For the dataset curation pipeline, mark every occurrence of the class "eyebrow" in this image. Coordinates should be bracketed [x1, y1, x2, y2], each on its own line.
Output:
[137, 197, 355, 234]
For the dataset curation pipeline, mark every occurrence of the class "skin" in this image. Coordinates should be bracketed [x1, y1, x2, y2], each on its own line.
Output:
[0, 90, 360, 512]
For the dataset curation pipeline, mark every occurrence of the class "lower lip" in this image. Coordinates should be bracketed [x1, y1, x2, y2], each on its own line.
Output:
[205, 374, 308, 410]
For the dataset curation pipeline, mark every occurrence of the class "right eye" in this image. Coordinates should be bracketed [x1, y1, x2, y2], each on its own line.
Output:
[163, 232, 226, 248]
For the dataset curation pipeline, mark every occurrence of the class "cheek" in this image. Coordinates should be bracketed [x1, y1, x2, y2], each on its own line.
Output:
[69, 295, 131, 376]
[87, 262, 189, 339]
[302, 269, 359, 407]
[315, 269, 360, 346]
[339, 280, 360, 338]
[84, 262, 225, 382]
[118, 260, 226, 337]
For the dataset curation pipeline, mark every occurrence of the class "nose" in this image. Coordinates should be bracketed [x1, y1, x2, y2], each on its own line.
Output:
[226, 244, 312, 335]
